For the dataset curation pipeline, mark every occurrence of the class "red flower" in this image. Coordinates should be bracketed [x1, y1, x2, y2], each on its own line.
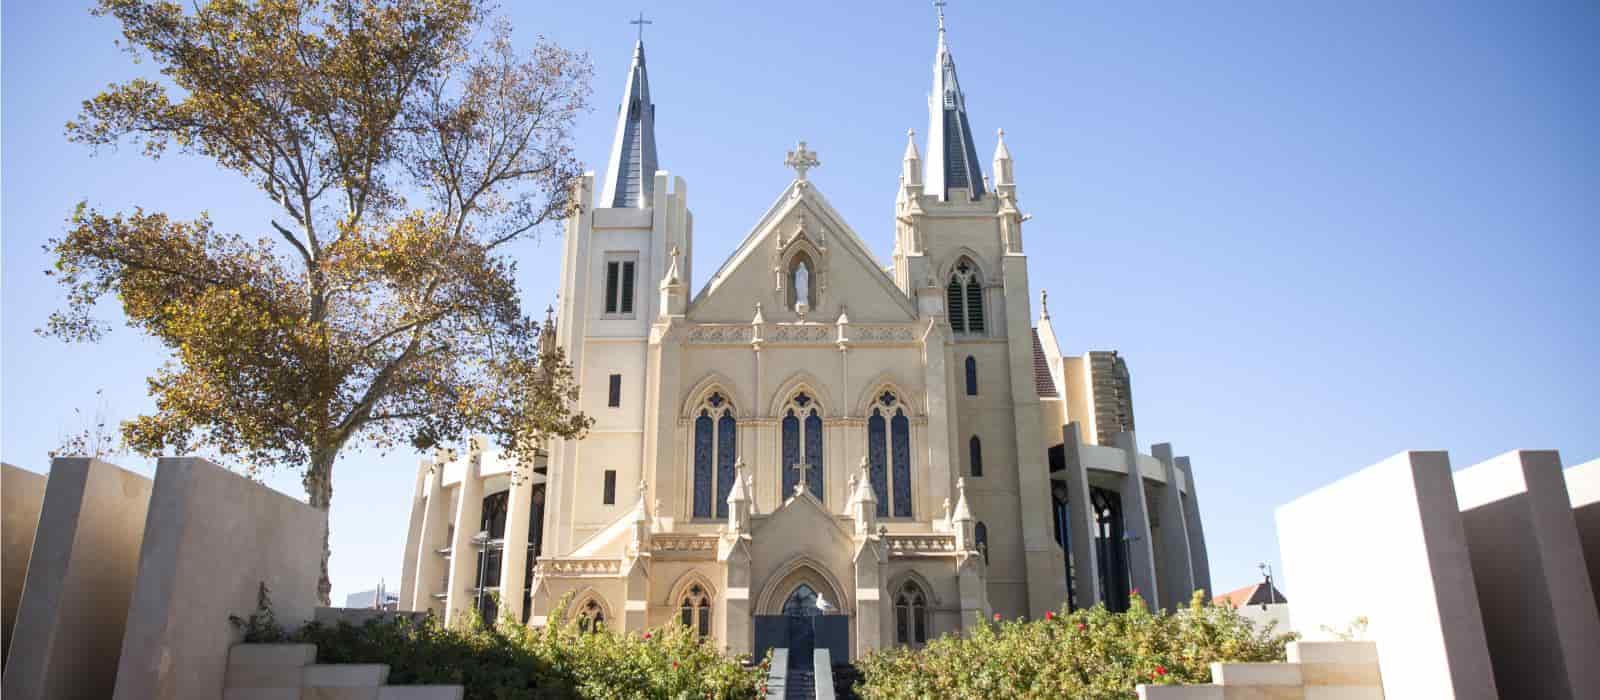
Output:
[1076, 623, 1086, 631]
[993, 613, 1002, 621]
[1045, 611, 1055, 620]
[1130, 588, 1139, 596]
[643, 632, 652, 640]
[672, 661, 679, 669]
[1155, 665, 1167, 676]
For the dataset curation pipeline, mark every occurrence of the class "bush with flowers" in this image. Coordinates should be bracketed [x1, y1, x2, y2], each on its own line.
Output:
[233, 589, 767, 700]
[853, 590, 1294, 700]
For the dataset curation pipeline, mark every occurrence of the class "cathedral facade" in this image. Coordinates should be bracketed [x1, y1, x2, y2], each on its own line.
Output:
[398, 15, 1211, 661]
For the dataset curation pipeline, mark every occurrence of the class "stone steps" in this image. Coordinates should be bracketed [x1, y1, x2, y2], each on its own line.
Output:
[225, 643, 463, 700]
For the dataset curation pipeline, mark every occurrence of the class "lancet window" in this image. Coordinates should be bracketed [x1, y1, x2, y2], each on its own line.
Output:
[692, 391, 738, 519]
[781, 391, 825, 501]
[576, 597, 607, 633]
[866, 390, 914, 517]
[894, 581, 929, 646]
[679, 583, 713, 641]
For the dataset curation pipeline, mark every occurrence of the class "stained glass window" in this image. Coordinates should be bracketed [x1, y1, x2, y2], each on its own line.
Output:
[716, 413, 737, 518]
[693, 411, 713, 518]
[868, 410, 889, 517]
[891, 409, 912, 518]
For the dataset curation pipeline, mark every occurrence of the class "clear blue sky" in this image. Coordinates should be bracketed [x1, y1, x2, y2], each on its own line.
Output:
[4, 1, 1596, 603]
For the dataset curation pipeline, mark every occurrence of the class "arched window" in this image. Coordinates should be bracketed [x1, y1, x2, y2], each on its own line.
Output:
[787, 253, 818, 312]
[692, 392, 737, 519]
[894, 581, 929, 645]
[969, 436, 983, 477]
[946, 258, 984, 334]
[781, 391, 824, 501]
[975, 521, 989, 564]
[964, 356, 978, 396]
[576, 597, 607, 634]
[783, 584, 825, 617]
[867, 390, 914, 518]
[679, 583, 713, 641]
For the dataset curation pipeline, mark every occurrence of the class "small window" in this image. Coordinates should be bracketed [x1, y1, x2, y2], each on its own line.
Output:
[603, 255, 637, 317]
[964, 356, 978, 396]
[603, 470, 617, 505]
[975, 521, 989, 563]
[608, 374, 622, 407]
[969, 436, 983, 477]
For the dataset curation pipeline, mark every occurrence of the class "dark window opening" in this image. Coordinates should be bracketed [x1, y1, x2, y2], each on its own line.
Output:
[608, 374, 622, 407]
[965, 356, 978, 395]
[969, 436, 983, 477]
[603, 470, 617, 505]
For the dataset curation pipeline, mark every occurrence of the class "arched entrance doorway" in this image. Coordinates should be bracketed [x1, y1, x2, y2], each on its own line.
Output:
[753, 564, 850, 664]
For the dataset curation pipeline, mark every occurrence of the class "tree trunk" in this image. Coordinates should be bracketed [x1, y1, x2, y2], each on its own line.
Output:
[305, 449, 337, 606]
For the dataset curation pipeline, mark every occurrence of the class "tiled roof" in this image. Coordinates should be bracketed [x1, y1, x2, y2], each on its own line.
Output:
[1215, 582, 1288, 608]
[1031, 328, 1058, 398]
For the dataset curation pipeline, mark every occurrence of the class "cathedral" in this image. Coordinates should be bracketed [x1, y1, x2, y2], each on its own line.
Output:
[397, 11, 1211, 662]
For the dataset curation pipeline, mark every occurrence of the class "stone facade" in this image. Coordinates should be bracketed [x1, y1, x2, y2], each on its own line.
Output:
[399, 15, 1211, 660]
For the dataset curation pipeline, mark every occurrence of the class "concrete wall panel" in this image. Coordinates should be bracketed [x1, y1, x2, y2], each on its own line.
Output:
[1276, 451, 1495, 700]
[2, 463, 47, 667]
[111, 457, 326, 700]
[1453, 450, 1600, 699]
[3, 458, 152, 700]
[1568, 459, 1600, 614]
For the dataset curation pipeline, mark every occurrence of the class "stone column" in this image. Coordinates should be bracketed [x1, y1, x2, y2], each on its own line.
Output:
[398, 458, 431, 612]
[1176, 456, 1212, 596]
[444, 453, 486, 626]
[1060, 423, 1101, 609]
[1114, 432, 1160, 606]
[1151, 444, 1195, 611]
[498, 468, 535, 625]
[411, 463, 448, 612]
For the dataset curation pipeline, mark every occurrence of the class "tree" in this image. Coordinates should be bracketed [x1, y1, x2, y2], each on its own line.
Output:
[42, 0, 595, 603]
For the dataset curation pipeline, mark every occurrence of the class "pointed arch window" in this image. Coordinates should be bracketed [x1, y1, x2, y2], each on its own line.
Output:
[692, 392, 738, 519]
[969, 436, 983, 477]
[783, 584, 825, 617]
[894, 581, 929, 645]
[787, 252, 818, 312]
[576, 597, 607, 634]
[679, 583, 713, 641]
[964, 356, 978, 395]
[781, 391, 824, 502]
[867, 391, 914, 518]
[975, 521, 989, 564]
[946, 258, 985, 334]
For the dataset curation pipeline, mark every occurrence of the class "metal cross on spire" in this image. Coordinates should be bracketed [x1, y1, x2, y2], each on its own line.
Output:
[785, 141, 820, 181]
[935, 0, 948, 32]
[630, 11, 653, 41]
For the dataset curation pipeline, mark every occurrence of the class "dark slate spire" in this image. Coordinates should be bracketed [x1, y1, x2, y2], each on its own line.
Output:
[600, 40, 659, 209]
[925, 5, 986, 201]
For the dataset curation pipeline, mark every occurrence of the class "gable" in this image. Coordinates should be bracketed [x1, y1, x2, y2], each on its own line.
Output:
[690, 182, 917, 323]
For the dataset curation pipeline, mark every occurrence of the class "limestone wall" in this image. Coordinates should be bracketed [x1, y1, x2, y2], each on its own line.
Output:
[3, 458, 153, 700]
[1, 463, 46, 666]
[1137, 641, 1384, 700]
[1568, 459, 1600, 614]
[112, 457, 326, 700]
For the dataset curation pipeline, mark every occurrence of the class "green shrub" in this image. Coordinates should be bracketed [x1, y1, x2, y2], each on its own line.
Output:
[854, 591, 1295, 700]
[233, 590, 767, 700]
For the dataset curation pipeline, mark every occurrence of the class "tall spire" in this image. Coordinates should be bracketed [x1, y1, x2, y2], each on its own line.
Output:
[925, 2, 985, 201]
[600, 36, 660, 209]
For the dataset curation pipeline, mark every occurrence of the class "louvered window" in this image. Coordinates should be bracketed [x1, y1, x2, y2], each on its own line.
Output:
[949, 258, 984, 335]
[603, 254, 638, 318]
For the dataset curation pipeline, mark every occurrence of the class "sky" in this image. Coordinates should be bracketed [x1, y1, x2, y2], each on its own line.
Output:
[3, 1, 1597, 604]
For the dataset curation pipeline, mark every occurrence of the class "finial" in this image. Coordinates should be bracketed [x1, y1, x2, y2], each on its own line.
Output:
[997, 128, 1005, 138]
[1039, 289, 1049, 320]
[630, 11, 653, 42]
[935, 0, 947, 33]
[785, 141, 821, 182]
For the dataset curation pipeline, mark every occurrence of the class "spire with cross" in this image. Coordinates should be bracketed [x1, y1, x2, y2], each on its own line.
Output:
[935, 0, 947, 32]
[630, 11, 652, 42]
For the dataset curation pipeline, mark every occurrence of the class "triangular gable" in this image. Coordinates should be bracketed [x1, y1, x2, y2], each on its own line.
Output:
[751, 489, 856, 560]
[691, 181, 917, 323]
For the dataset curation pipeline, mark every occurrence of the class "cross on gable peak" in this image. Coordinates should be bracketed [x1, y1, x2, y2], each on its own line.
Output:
[785, 141, 820, 181]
